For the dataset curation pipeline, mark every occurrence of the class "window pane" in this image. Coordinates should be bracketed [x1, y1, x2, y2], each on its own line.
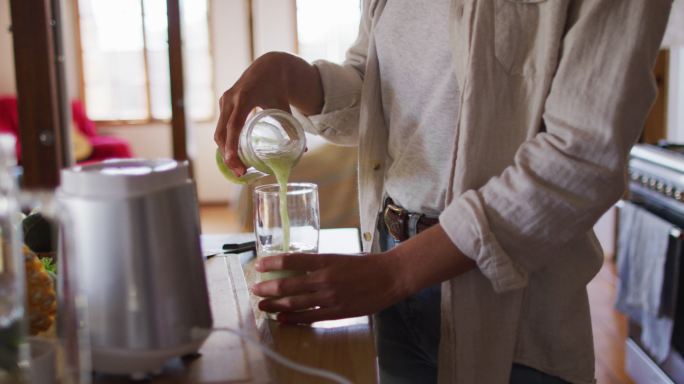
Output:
[296, 0, 361, 64]
[145, 0, 213, 120]
[143, 0, 171, 120]
[78, 0, 213, 121]
[78, 0, 148, 120]
[181, 0, 213, 120]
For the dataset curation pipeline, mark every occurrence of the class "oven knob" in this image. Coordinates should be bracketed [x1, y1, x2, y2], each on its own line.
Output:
[666, 185, 674, 197]
[649, 178, 658, 189]
[641, 175, 650, 186]
[656, 181, 665, 193]
[676, 190, 684, 201]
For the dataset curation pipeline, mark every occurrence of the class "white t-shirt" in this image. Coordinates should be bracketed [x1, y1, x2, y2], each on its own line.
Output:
[375, 0, 460, 216]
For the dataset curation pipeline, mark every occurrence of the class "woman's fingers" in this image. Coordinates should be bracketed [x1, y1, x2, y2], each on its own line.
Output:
[215, 91, 248, 177]
[277, 307, 344, 325]
[258, 290, 333, 312]
[225, 92, 253, 177]
[252, 272, 323, 298]
[255, 253, 332, 272]
[213, 93, 231, 153]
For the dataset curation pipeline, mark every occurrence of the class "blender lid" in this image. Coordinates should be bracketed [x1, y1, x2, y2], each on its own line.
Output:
[60, 158, 190, 198]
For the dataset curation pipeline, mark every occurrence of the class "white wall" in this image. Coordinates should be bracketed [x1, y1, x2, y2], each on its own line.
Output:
[252, 0, 297, 56]
[668, 47, 684, 143]
[98, 123, 172, 159]
[0, 0, 16, 94]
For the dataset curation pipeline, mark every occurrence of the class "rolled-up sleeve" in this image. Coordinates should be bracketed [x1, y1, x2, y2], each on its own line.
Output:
[440, 0, 672, 293]
[441, 191, 529, 292]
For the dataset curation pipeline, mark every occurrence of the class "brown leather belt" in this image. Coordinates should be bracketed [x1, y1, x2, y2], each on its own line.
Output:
[382, 197, 439, 242]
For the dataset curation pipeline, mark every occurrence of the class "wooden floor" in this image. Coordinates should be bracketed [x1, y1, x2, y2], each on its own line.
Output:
[200, 204, 632, 384]
[199, 203, 243, 234]
[588, 260, 632, 384]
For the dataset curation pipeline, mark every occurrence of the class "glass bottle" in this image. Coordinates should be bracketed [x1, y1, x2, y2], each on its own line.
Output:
[0, 134, 29, 383]
[0, 134, 90, 384]
[216, 109, 306, 184]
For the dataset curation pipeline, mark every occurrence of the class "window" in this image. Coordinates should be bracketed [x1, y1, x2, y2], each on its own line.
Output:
[76, 0, 213, 122]
[295, 0, 361, 64]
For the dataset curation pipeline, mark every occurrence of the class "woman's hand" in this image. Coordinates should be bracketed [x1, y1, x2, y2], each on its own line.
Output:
[252, 252, 412, 324]
[251, 225, 476, 324]
[214, 52, 324, 177]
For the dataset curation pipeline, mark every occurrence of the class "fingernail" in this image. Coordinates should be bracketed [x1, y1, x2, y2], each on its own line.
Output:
[254, 261, 262, 270]
[249, 284, 257, 294]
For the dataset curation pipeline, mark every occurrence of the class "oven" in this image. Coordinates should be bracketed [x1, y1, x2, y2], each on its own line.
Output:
[623, 143, 684, 383]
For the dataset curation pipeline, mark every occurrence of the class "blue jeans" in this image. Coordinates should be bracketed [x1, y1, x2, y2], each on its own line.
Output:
[374, 218, 568, 384]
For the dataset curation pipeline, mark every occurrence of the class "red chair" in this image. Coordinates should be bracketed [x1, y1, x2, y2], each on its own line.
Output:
[0, 96, 22, 159]
[0, 95, 132, 163]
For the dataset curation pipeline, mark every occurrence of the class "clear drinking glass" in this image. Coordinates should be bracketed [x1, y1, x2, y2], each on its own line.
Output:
[253, 183, 319, 284]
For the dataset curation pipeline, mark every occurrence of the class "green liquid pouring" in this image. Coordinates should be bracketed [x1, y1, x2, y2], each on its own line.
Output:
[261, 154, 295, 252]
[256, 153, 301, 283]
[215, 148, 297, 252]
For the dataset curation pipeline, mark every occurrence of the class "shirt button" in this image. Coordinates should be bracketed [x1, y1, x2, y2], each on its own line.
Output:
[363, 232, 372, 242]
[373, 163, 381, 171]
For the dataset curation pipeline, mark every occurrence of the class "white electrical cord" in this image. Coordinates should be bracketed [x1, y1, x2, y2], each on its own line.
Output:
[200, 326, 353, 384]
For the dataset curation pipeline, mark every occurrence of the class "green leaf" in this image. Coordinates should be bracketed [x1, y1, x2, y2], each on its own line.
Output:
[39, 257, 56, 274]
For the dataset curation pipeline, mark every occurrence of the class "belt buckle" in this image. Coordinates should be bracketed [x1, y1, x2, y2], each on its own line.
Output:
[384, 201, 408, 242]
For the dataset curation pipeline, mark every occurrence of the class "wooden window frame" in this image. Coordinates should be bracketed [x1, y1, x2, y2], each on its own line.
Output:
[10, 0, 69, 188]
[71, 0, 216, 127]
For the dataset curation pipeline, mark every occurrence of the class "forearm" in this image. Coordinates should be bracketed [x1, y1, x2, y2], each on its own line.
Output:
[281, 53, 324, 116]
[388, 224, 476, 295]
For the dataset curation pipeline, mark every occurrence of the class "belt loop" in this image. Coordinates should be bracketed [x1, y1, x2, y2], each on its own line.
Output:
[408, 213, 420, 238]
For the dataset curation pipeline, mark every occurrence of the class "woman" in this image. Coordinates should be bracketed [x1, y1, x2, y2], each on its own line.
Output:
[214, 1, 672, 382]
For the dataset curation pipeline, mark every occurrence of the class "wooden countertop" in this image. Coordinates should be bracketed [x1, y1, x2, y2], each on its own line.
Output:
[94, 229, 377, 383]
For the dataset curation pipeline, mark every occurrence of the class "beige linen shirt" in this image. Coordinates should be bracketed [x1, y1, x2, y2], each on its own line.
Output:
[295, 0, 672, 383]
